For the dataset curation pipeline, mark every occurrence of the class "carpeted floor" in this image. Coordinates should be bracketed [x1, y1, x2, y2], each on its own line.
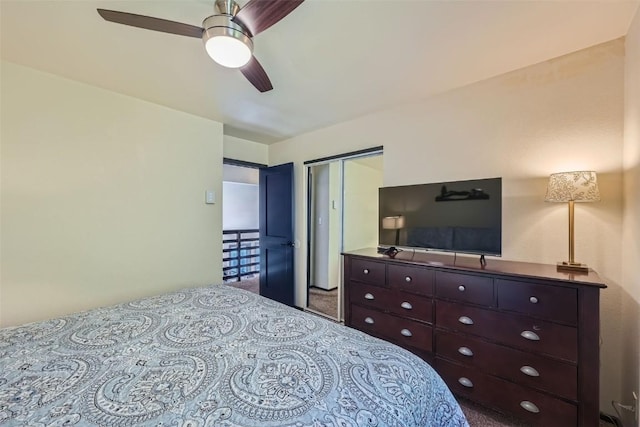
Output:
[459, 397, 612, 426]
[307, 286, 338, 319]
[458, 398, 527, 426]
[227, 276, 259, 293]
[227, 278, 339, 319]
[225, 278, 611, 427]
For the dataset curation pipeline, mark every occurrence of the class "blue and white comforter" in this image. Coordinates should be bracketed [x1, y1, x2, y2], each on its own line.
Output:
[0, 285, 468, 426]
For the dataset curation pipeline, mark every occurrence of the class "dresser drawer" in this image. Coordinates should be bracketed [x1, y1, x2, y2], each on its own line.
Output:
[350, 304, 433, 353]
[436, 271, 494, 306]
[497, 279, 577, 326]
[386, 292, 433, 323]
[436, 330, 577, 400]
[388, 264, 434, 296]
[349, 282, 433, 323]
[436, 358, 577, 427]
[349, 282, 394, 311]
[350, 259, 386, 285]
[436, 301, 577, 362]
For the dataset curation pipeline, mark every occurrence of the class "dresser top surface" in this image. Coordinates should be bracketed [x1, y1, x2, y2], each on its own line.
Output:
[343, 248, 606, 288]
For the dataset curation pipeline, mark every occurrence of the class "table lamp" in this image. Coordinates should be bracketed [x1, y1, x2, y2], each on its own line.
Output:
[382, 215, 405, 246]
[544, 171, 600, 272]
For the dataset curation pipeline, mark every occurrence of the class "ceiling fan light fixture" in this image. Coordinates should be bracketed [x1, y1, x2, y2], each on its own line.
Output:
[203, 15, 253, 68]
[97, 0, 305, 92]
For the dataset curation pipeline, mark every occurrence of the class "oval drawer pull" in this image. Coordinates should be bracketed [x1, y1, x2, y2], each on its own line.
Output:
[364, 293, 375, 300]
[400, 328, 413, 337]
[520, 400, 540, 413]
[363, 269, 370, 275]
[364, 317, 375, 324]
[405, 276, 412, 283]
[520, 365, 540, 377]
[521, 330, 540, 341]
[458, 377, 474, 388]
[458, 346, 474, 357]
[400, 301, 413, 310]
[458, 285, 466, 292]
[529, 296, 539, 304]
[458, 316, 474, 325]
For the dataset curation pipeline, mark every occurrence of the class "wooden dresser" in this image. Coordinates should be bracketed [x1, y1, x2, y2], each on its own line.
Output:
[343, 248, 606, 427]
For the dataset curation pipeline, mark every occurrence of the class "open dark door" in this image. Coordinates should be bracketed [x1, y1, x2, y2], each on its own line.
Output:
[259, 162, 295, 306]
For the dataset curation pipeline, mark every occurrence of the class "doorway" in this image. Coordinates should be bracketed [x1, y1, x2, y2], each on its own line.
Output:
[222, 160, 263, 294]
[305, 149, 383, 321]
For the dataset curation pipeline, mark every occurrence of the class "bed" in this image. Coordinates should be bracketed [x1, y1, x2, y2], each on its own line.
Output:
[0, 285, 468, 426]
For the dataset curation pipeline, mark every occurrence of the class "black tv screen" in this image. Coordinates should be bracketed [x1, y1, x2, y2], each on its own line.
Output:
[378, 177, 502, 256]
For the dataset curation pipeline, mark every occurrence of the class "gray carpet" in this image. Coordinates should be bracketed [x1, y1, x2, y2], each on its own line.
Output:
[308, 286, 338, 319]
[227, 276, 259, 293]
[226, 279, 339, 319]
[459, 398, 527, 426]
[460, 398, 611, 426]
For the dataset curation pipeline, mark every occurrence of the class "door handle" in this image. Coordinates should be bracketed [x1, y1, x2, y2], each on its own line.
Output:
[521, 330, 540, 341]
[520, 401, 540, 413]
[520, 366, 540, 377]
[458, 346, 474, 357]
[458, 316, 474, 325]
[280, 241, 295, 247]
[458, 377, 474, 388]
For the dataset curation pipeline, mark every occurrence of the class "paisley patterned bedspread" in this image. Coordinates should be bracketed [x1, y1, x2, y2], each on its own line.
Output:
[0, 285, 468, 427]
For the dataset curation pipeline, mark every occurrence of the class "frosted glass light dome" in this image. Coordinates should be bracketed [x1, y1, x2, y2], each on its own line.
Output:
[205, 34, 252, 68]
[202, 15, 253, 69]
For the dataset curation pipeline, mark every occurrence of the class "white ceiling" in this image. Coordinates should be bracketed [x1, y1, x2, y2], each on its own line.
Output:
[1, 0, 638, 144]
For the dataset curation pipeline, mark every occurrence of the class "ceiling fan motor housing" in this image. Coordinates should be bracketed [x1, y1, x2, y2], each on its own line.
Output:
[215, 0, 240, 16]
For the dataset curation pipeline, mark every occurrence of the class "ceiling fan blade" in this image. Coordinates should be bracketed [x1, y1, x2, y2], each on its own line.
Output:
[240, 56, 273, 92]
[233, 0, 304, 37]
[97, 9, 204, 39]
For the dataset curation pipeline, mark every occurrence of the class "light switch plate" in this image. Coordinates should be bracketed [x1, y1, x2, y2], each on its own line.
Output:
[205, 190, 215, 204]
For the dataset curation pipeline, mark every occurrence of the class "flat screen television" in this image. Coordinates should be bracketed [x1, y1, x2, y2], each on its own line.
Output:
[378, 177, 502, 256]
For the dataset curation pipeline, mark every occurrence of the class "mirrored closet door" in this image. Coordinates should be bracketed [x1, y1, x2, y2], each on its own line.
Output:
[305, 151, 383, 321]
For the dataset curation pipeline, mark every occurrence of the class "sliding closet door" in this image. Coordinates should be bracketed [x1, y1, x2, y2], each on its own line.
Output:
[342, 157, 383, 320]
[342, 157, 383, 252]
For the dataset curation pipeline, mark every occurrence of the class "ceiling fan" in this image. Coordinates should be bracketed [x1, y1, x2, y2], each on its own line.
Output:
[97, 0, 305, 92]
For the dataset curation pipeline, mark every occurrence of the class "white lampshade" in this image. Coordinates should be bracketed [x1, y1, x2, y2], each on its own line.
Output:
[382, 215, 405, 230]
[544, 171, 600, 203]
[544, 170, 600, 272]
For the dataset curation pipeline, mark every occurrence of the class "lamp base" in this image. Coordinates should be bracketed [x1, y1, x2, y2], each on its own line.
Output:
[556, 261, 589, 273]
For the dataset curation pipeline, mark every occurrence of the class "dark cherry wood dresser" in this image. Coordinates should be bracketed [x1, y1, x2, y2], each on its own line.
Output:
[343, 248, 606, 427]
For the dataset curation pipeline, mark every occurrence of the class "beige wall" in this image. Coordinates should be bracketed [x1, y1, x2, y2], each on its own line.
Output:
[223, 135, 268, 165]
[269, 39, 626, 411]
[1, 62, 224, 327]
[623, 8, 640, 426]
